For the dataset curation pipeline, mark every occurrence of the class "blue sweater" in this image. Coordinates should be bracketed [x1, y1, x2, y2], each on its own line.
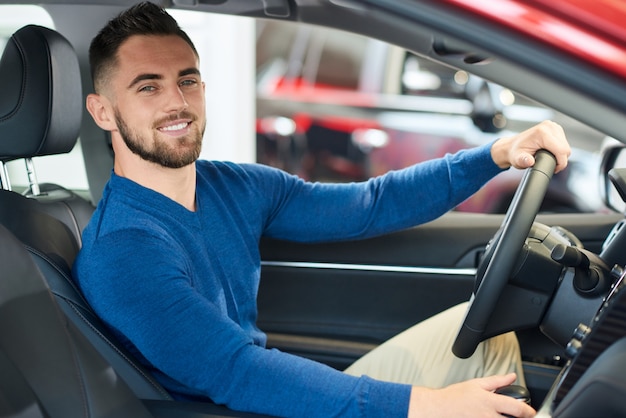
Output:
[73, 144, 502, 417]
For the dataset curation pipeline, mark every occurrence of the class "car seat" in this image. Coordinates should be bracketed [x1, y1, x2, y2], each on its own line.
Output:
[0, 223, 273, 416]
[0, 24, 94, 247]
[0, 223, 155, 418]
[0, 25, 172, 401]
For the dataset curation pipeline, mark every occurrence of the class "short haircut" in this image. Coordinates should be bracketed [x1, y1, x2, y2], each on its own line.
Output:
[89, 1, 198, 92]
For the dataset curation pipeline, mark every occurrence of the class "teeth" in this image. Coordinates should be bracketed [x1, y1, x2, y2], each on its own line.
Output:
[160, 122, 188, 131]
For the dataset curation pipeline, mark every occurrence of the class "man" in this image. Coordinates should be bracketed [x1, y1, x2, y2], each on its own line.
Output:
[74, 2, 570, 417]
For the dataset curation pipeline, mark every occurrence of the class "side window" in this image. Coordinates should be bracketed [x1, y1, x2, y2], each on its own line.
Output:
[400, 52, 508, 132]
[308, 28, 367, 90]
[256, 20, 299, 74]
[254, 22, 607, 214]
[401, 53, 466, 99]
[256, 19, 300, 88]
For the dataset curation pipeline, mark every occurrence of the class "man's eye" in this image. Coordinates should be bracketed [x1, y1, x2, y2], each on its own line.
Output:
[181, 79, 198, 87]
[139, 85, 156, 92]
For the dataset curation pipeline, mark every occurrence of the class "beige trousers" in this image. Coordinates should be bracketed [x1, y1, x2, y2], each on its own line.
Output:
[344, 303, 525, 388]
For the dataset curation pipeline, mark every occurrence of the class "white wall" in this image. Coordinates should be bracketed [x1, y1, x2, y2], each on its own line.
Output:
[172, 11, 256, 164]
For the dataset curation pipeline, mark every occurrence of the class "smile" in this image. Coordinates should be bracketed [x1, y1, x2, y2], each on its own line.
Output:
[159, 122, 190, 132]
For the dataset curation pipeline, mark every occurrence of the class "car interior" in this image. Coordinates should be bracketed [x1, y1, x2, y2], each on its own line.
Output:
[0, 1, 626, 417]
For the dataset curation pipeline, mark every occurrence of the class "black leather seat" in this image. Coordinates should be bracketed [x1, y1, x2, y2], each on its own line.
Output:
[0, 224, 155, 418]
[0, 216, 275, 416]
[0, 25, 172, 401]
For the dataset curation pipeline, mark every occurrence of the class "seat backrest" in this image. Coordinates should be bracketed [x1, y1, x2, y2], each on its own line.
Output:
[0, 25, 172, 402]
[0, 223, 155, 418]
[0, 24, 94, 246]
[0, 189, 173, 401]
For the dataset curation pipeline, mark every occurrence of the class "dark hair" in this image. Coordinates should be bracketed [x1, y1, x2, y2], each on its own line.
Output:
[89, 1, 198, 92]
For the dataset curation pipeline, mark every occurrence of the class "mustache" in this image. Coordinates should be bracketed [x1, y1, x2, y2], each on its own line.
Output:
[154, 111, 197, 127]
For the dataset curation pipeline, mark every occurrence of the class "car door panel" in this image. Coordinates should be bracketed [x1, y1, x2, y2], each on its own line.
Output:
[257, 211, 622, 369]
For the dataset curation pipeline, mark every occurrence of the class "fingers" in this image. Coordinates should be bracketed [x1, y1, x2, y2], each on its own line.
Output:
[483, 374, 536, 418]
[478, 372, 518, 391]
[491, 120, 571, 173]
[495, 393, 536, 418]
[469, 374, 536, 418]
[539, 120, 571, 173]
[408, 375, 537, 418]
[514, 152, 535, 170]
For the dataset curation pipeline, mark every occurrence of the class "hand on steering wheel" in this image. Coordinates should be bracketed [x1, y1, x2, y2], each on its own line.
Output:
[452, 149, 557, 358]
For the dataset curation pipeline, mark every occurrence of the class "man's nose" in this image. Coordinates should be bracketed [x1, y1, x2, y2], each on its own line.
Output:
[165, 85, 189, 112]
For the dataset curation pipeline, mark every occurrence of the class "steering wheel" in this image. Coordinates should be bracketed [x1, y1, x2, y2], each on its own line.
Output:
[452, 149, 557, 359]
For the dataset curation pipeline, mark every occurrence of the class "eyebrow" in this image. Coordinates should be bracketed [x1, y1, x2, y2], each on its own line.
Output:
[127, 67, 201, 89]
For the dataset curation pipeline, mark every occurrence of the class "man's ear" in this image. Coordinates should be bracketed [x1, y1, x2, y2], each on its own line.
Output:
[86, 93, 116, 131]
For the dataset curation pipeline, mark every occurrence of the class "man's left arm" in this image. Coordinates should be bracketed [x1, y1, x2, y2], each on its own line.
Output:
[257, 119, 571, 243]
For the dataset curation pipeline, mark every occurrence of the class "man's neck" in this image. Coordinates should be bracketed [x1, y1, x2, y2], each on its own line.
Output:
[114, 157, 197, 212]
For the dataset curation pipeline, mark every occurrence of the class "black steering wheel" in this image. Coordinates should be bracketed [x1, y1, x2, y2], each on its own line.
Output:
[452, 149, 557, 359]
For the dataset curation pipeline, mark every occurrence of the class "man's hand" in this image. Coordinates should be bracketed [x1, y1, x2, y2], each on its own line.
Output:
[491, 120, 571, 173]
[408, 373, 536, 418]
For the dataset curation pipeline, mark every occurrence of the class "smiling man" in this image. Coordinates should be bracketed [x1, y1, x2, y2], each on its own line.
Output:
[74, 2, 570, 417]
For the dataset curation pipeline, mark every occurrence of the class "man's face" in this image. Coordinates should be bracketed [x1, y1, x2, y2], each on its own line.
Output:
[107, 34, 206, 168]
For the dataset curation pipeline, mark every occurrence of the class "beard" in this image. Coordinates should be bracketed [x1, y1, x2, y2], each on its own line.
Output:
[115, 109, 205, 169]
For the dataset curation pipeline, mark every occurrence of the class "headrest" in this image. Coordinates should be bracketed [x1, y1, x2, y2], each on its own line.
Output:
[0, 25, 82, 162]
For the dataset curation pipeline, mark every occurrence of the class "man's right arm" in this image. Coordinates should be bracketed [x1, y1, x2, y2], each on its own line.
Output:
[75, 228, 413, 417]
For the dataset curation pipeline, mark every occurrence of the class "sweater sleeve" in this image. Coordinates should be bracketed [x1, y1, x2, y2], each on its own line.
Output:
[75, 227, 412, 417]
[257, 141, 503, 242]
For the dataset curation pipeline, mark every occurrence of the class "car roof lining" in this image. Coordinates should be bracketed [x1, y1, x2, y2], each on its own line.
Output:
[22, 0, 626, 145]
